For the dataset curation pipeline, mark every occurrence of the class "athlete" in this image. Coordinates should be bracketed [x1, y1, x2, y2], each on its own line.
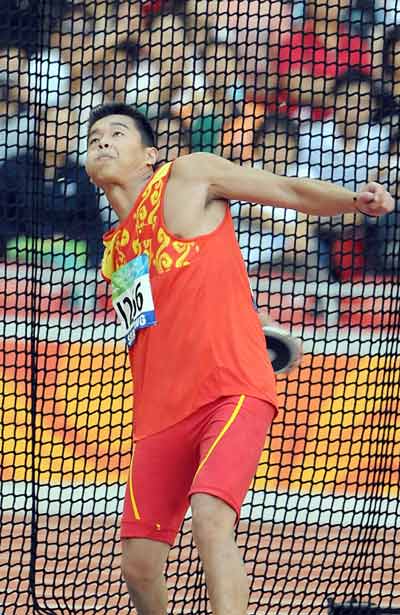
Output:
[85, 102, 393, 615]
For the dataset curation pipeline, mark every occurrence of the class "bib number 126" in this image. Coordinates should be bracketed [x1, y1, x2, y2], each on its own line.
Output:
[115, 281, 144, 331]
[111, 253, 157, 347]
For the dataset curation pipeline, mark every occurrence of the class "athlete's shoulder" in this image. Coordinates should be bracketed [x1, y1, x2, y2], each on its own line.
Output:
[171, 152, 235, 185]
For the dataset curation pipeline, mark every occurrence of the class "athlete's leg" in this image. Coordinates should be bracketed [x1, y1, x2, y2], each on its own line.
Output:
[191, 493, 249, 615]
[189, 396, 277, 615]
[119, 413, 201, 615]
[121, 538, 170, 615]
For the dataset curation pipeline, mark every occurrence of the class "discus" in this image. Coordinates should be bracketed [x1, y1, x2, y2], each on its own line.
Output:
[262, 324, 303, 374]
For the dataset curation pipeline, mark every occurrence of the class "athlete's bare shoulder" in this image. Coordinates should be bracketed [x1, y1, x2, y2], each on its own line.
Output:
[170, 152, 239, 208]
[171, 152, 284, 205]
[171, 152, 224, 186]
[171, 151, 296, 210]
[172, 152, 217, 168]
[163, 153, 227, 237]
[166, 153, 223, 209]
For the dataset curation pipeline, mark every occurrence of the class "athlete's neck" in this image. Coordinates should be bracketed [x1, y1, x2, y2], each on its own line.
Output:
[104, 170, 154, 222]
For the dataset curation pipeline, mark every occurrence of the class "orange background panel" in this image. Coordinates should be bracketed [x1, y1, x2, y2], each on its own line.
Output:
[256, 354, 400, 499]
[1, 339, 132, 485]
[1, 339, 399, 500]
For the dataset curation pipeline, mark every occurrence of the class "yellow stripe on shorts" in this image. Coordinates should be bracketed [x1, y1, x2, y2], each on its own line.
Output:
[128, 448, 141, 520]
[194, 394, 246, 479]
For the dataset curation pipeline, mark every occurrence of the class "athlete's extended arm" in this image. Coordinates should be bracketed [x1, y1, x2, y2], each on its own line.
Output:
[173, 152, 394, 218]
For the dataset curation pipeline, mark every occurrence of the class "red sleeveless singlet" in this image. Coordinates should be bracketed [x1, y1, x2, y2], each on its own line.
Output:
[101, 162, 279, 440]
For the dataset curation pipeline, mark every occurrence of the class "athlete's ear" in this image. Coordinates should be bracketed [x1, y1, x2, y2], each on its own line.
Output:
[145, 146, 158, 167]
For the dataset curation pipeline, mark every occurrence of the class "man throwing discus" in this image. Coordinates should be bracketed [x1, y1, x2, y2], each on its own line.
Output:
[85, 102, 393, 615]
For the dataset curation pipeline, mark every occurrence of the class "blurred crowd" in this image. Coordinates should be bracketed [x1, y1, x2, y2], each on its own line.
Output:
[0, 0, 399, 303]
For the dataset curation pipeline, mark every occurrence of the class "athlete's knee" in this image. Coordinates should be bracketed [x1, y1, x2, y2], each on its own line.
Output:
[121, 538, 169, 592]
[121, 551, 156, 592]
[191, 493, 236, 548]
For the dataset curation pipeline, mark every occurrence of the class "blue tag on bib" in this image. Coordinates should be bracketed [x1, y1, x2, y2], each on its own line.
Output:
[111, 254, 156, 347]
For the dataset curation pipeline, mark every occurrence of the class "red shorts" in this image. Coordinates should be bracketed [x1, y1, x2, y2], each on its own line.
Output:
[120, 395, 276, 545]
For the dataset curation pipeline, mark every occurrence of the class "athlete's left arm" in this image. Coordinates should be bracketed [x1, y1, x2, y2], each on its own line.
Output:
[173, 152, 394, 218]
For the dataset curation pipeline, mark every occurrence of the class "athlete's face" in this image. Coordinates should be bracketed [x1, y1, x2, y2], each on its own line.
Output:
[85, 114, 157, 188]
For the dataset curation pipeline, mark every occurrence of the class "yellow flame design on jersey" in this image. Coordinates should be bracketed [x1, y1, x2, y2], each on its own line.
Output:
[154, 227, 173, 273]
[102, 228, 130, 280]
[102, 162, 200, 279]
[172, 241, 195, 268]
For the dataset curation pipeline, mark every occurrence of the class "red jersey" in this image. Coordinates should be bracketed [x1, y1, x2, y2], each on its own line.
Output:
[274, 21, 372, 120]
[278, 21, 372, 79]
[102, 162, 278, 440]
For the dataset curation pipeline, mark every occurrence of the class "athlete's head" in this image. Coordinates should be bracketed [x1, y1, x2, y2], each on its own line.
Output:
[85, 102, 158, 189]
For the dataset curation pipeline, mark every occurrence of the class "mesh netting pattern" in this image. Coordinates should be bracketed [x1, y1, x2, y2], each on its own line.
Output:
[0, 1, 399, 614]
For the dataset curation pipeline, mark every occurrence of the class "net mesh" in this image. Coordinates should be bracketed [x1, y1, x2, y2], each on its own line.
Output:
[1, 0, 399, 614]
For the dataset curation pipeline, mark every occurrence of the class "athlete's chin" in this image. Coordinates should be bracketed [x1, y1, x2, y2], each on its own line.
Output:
[90, 168, 120, 189]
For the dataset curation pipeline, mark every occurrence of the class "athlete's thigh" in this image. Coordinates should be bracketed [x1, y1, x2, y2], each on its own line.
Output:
[121, 419, 198, 545]
[189, 395, 276, 518]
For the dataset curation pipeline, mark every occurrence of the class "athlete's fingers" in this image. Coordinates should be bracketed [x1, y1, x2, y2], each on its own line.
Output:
[357, 191, 375, 204]
[356, 183, 394, 217]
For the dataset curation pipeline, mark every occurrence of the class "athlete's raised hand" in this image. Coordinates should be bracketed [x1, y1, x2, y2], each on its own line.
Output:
[356, 182, 394, 217]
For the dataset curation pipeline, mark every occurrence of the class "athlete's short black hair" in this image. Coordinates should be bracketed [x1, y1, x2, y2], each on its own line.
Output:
[87, 103, 156, 147]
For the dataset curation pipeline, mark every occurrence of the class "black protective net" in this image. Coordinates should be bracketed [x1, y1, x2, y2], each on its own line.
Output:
[0, 1, 399, 614]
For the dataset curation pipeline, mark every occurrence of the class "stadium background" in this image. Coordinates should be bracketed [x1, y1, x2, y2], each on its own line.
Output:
[0, 0, 399, 614]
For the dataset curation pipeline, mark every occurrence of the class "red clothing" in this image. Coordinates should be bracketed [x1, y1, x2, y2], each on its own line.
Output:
[278, 21, 372, 79]
[274, 21, 372, 120]
[102, 162, 278, 440]
[121, 395, 276, 544]
[142, 0, 165, 16]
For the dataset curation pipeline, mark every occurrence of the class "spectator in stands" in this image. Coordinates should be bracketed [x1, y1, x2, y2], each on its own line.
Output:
[298, 70, 398, 280]
[275, 0, 372, 119]
[374, 0, 400, 28]
[50, 3, 106, 119]
[137, 12, 225, 152]
[203, 42, 243, 116]
[0, 107, 104, 269]
[82, 0, 141, 64]
[299, 70, 396, 190]
[183, 0, 292, 104]
[151, 116, 190, 162]
[93, 11, 194, 129]
[101, 45, 172, 121]
[0, 46, 29, 110]
[140, 12, 199, 109]
[221, 102, 267, 163]
[233, 115, 323, 279]
[183, 0, 226, 48]
[252, 115, 310, 177]
[44, 2, 126, 122]
[344, 0, 375, 38]
[177, 41, 242, 154]
[28, 27, 71, 109]
[56, 3, 135, 153]
[222, 0, 293, 104]
[102, 47, 133, 106]
[364, 131, 400, 274]
[79, 0, 119, 43]
[28, 2, 106, 112]
[0, 47, 35, 161]
[382, 26, 400, 102]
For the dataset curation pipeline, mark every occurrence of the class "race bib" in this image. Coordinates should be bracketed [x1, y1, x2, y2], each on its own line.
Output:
[111, 254, 156, 347]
